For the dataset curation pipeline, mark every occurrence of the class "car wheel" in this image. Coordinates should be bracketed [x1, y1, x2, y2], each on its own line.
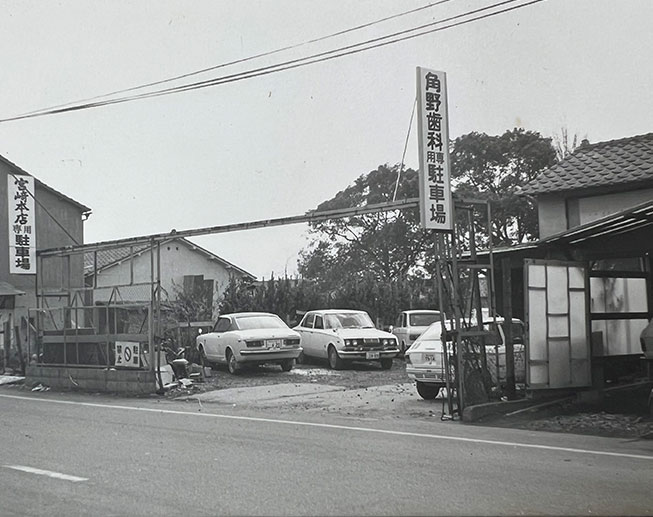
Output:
[280, 359, 294, 372]
[226, 349, 240, 375]
[380, 358, 393, 370]
[328, 346, 344, 370]
[416, 381, 441, 400]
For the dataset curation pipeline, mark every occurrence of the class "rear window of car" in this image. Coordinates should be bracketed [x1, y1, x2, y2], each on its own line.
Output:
[409, 313, 439, 327]
[235, 315, 288, 330]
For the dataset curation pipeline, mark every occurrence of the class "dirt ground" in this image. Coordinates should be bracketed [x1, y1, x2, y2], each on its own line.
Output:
[4, 357, 651, 440]
[165, 358, 653, 439]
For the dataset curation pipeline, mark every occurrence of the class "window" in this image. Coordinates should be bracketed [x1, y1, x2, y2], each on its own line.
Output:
[302, 313, 315, 328]
[234, 315, 288, 330]
[214, 318, 231, 333]
[314, 315, 324, 329]
[409, 312, 439, 327]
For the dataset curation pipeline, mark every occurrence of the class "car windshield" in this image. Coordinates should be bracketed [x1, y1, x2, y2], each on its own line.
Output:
[324, 312, 375, 329]
[234, 315, 288, 330]
[409, 313, 439, 326]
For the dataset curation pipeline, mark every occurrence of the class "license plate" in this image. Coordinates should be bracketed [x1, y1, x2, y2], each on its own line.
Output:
[266, 339, 282, 349]
[424, 354, 436, 363]
[366, 351, 380, 359]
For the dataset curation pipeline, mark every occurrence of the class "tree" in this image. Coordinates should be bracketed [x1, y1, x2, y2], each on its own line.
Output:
[299, 164, 433, 285]
[553, 127, 584, 161]
[451, 128, 556, 245]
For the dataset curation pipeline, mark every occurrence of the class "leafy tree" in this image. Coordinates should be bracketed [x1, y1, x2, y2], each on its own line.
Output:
[451, 128, 556, 245]
[299, 164, 433, 285]
[295, 128, 557, 322]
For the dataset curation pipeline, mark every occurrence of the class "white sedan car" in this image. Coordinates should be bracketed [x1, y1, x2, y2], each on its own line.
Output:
[196, 312, 302, 374]
[294, 309, 399, 370]
[405, 317, 525, 399]
[391, 309, 441, 355]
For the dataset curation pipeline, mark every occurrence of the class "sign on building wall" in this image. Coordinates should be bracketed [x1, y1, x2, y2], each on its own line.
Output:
[416, 67, 453, 231]
[8, 174, 36, 274]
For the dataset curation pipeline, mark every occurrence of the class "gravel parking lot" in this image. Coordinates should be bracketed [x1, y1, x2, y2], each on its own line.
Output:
[167, 358, 653, 439]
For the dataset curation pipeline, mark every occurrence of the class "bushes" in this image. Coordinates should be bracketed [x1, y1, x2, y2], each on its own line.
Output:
[218, 274, 440, 328]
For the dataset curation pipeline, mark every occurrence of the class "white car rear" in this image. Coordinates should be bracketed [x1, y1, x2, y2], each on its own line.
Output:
[405, 316, 525, 399]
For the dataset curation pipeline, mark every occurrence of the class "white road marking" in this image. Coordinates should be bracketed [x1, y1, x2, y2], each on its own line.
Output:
[1, 393, 652, 461]
[4, 465, 87, 482]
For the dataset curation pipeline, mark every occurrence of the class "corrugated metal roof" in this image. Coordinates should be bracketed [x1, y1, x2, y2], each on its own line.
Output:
[83, 237, 256, 280]
[523, 133, 653, 195]
[0, 281, 25, 296]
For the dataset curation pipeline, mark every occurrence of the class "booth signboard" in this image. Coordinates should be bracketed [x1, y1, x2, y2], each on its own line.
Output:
[416, 67, 453, 231]
[8, 174, 36, 274]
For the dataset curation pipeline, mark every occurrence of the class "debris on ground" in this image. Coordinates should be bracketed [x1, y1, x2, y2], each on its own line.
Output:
[0, 375, 25, 386]
[523, 411, 653, 439]
[31, 383, 50, 392]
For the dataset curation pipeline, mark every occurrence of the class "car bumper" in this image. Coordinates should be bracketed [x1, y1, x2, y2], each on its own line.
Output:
[237, 347, 302, 362]
[337, 349, 400, 360]
[406, 365, 446, 383]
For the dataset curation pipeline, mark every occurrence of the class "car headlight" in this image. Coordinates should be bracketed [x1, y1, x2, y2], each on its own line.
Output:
[345, 339, 358, 347]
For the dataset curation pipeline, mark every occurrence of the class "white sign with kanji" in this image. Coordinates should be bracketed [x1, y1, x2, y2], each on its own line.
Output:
[114, 341, 141, 368]
[416, 67, 453, 231]
[8, 174, 36, 274]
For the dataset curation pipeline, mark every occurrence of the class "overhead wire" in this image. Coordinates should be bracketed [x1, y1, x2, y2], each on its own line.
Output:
[0, 0, 546, 124]
[14, 0, 456, 118]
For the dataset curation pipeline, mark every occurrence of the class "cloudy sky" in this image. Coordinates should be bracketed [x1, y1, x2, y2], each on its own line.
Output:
[1, 0, 651, 278]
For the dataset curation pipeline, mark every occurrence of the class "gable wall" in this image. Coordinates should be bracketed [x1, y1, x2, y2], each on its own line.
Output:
[538, 187, 653, 239]
[0, 161, 86, 309]
[92, 241, 243, 305]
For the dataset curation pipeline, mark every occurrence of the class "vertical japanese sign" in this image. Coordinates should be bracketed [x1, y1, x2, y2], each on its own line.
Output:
[416, 67, 453, 231]
[8, 174, 36, 274]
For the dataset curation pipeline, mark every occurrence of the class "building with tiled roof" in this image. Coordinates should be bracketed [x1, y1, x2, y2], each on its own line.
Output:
[85, 237, 255, 317]
[523, 133, 653, 238]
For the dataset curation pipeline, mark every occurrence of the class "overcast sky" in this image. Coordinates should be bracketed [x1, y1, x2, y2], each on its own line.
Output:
[1, 0, 651, 279]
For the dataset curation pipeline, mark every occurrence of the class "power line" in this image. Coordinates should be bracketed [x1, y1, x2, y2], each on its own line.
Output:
[1, 0, 545, 124]
[14, 0, 456, 118]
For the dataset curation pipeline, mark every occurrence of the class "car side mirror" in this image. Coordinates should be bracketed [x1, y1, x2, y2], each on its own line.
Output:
[197, 328, 203, 335]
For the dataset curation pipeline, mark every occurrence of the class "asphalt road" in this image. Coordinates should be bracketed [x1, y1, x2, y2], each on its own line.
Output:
[1, 390, 652, 516]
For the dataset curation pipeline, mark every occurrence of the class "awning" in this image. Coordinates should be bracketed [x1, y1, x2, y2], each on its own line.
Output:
[0, 281, 25, 296]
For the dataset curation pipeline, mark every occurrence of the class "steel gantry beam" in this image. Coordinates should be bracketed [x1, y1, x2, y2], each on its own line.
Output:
[37, 198, 420, 257]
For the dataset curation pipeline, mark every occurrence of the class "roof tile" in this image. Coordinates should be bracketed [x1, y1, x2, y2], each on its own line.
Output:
[523, 133, 653, 195]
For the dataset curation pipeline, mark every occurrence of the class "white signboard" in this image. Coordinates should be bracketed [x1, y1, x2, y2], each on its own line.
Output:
[8, 174, 36, 274]
[416, 67, 453, 231]
[115, 341, 141, 368]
